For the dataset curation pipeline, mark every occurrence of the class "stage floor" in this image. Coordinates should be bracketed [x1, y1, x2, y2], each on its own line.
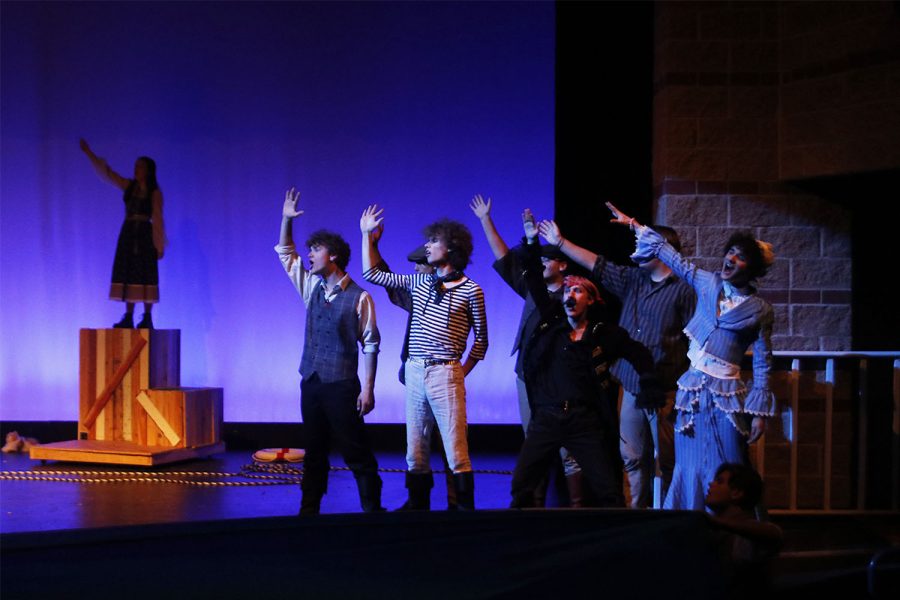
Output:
[3, 448, 899, 599]
[1, 449, 520, 534]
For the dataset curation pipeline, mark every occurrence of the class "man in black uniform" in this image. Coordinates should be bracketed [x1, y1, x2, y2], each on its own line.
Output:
[510, 233, 663, 507]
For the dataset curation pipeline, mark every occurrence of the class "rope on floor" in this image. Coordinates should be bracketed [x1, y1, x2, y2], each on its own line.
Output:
[0, 462, 513, 486]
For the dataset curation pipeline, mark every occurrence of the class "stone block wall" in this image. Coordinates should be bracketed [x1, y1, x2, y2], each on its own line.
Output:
[652, 1, 899, 352]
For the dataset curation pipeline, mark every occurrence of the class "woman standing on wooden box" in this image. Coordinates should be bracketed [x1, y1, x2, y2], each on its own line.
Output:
[603, 201, 777, 512]
[80, 139, 166, 328]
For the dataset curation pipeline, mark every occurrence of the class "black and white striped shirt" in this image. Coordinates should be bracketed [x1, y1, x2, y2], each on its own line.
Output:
[363, 266, 488, 362]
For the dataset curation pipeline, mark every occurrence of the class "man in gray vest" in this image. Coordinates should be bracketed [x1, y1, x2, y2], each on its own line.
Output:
[276, 187, 383, 515]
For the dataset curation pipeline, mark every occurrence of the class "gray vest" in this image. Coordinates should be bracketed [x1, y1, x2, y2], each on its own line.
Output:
[299, 279, 364, 383]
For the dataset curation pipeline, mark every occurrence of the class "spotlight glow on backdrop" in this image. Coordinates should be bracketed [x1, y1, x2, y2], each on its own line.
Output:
[0, 1, 555, 423]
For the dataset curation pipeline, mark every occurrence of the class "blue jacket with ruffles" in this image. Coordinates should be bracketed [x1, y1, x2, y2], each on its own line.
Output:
[631, 227, 777, 425]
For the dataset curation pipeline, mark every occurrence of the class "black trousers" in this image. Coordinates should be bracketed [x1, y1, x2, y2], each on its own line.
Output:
[300, 374, 379, 496]
[510, 405, 624, 508]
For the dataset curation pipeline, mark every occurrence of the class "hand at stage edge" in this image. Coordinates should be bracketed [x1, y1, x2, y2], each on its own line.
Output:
[469, 194, 492, 220]
[606, 201, 641, 230]
[360, 204, 385, 235]
[748, 416, 767, 444]
[357, 387, 375, 417]
[282, 187, 304, 219]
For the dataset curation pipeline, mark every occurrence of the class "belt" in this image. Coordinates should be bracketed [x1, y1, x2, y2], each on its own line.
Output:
[538, 400, 589, 414]
[422, 358, 458, 367]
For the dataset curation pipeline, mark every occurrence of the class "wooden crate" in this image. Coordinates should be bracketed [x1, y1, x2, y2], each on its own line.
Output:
[139, 387, 223, 448]
[30, 329, 226, 466]
[78, 328, 180, 442]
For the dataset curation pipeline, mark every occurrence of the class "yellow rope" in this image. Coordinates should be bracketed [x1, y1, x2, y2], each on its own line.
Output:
[0, 462, 512, 486]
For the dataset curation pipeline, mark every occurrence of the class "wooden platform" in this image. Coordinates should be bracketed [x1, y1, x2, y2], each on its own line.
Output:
[29, 440, 226, 467]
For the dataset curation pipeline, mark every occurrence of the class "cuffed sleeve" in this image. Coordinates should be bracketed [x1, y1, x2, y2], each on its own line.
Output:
[357, 290, 380, 354]
[745, 306, 777, 416]
[275, 243, 316, 305]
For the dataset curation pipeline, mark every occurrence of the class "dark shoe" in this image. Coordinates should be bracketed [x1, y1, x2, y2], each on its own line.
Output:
[356, 473, 385, 513]
[113, 313, 134, 328]
[566, 471, 584, 508]
[395, 471, 433, 511]
[136, 313, 153, 329]
[452, 472, 475, 511]
[299, 492, 322, 515]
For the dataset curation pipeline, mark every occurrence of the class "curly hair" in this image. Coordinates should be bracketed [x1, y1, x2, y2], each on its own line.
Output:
[723, 231, 771, 280]
[306, 229, 351, 271]
[423, 219, 473, 271]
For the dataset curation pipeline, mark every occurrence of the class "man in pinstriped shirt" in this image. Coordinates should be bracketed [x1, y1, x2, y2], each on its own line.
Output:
[540, 219, 696, 508]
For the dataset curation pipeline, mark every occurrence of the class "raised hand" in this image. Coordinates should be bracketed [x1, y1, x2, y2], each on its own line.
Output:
[522, 208, 538, 241]
[282, 187, 304, 219]
[371, 222, 384, 244]
[79, 138, 91, 154]
[606, 201, 640, 229]
[360, 204, 385, 234]
[469, 194, 492, 220]
[538, 219, 563, 247]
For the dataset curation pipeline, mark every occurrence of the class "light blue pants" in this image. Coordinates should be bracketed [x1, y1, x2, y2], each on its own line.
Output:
[405, 358, 471, 473]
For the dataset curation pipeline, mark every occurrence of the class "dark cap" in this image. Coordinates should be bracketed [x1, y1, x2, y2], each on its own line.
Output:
[407, 245, 428, 265]
[540, 245, 568, 262]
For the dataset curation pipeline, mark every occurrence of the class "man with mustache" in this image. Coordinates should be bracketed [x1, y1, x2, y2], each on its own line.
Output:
[510, 231, 663, 507]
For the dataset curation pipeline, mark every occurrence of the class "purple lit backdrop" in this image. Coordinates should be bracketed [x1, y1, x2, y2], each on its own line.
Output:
[0, 2, 555, 423]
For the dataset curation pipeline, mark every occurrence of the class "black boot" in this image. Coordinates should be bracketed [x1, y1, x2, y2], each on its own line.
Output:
[444, 469, 459, 511]
[453, 472, 475, 511]
[395, 471, 433, 511]
[299, 471, 327, 516]
[356, 473, 385, 513]
[113, 313, 134, 328]
[136, 313, 153, 329]
[566, 471, 585, 508]
[299, 491, 322, 515]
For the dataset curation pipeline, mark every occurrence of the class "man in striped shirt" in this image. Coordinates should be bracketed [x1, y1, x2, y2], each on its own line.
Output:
[361, 205, 488, 510]
[540, 219, 695, 508]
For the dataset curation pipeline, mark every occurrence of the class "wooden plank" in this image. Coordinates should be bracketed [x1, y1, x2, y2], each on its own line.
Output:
[147, 389, 186, 447]
[211, 389, 223, 445]
[83, 335, 147, 429]
[78, 329, 96, 439]
[28, 440, 224, 465]
[29, 440, 225, 466]
[96, 329, 107, 440]
[136, 391, 182, 446]
[122, 339, 133, 442]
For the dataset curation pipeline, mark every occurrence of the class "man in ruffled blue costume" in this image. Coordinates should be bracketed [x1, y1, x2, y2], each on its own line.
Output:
[605, 202, 777, 511]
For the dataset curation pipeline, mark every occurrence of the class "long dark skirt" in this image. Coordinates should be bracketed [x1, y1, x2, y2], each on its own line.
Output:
[109, 219, 159, 303]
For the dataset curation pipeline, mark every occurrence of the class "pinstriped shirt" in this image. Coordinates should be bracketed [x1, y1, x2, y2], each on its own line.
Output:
[592, 256, 696, 393]
[363, 265, 488, 362]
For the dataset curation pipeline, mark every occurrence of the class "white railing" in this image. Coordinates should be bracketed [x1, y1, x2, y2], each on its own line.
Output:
[761, 351, 900, 514]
